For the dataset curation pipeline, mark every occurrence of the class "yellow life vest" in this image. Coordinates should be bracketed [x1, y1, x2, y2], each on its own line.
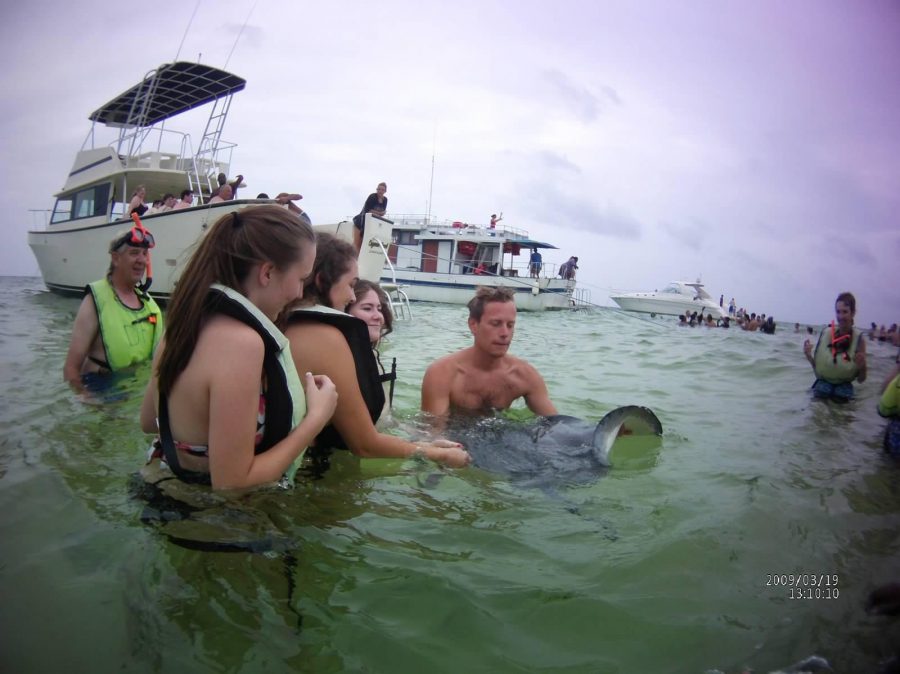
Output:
[812, 323, 860, 384]
[879, 373, 899, 418]
[88, 279, 163, 371]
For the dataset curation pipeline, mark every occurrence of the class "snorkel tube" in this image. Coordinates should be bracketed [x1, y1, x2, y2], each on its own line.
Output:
[130, 212, 154, 293]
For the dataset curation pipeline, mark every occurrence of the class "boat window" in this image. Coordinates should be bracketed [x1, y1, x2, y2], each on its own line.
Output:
[393, 230, 417, 245]
[51, 183, 111, 223]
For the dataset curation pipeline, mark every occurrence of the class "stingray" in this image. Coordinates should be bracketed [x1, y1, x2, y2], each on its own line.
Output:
[446, 405, 663, 491]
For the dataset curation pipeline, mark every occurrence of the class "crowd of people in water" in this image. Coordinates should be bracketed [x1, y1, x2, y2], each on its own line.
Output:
[62, 191, 900, 492]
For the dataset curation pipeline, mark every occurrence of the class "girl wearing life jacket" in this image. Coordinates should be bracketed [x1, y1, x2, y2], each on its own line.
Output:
[140, 206, 338, 490]
[347, 279, 397, 414]
[802, 291, 868, 401]
[284, 233, 469, 468]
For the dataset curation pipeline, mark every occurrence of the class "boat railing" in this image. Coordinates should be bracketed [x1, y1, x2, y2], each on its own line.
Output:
[388, 214, 529, 240]
[369, 234, 412, 321]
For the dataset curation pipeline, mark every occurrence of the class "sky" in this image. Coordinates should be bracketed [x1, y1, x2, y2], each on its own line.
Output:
[1, 0, 898, 326]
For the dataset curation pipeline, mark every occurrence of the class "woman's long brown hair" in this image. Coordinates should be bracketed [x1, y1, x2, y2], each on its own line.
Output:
[157, 205, 314, 395]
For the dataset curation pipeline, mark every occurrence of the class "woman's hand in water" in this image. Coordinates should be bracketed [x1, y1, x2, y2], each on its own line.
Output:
[415, 442, 470, 468]
[303, 372, 338, 427]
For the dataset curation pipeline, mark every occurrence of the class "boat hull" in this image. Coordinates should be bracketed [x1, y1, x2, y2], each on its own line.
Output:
[381, 271, 573, 311]
[610, 294, 725, 319]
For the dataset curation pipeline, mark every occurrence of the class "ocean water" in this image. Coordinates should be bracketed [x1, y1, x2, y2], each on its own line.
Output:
[1, 275, 898, 674]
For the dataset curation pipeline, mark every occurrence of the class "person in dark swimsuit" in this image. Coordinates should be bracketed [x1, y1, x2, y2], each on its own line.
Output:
[352, 182, 387, 254]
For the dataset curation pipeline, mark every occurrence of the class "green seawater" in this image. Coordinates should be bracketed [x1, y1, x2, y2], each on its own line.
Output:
[1, 276, 898, 673]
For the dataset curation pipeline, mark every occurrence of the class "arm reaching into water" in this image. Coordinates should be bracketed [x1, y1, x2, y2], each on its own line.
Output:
[288, 323, 469, 467]
[63, 295, 100, 393]
[522, 364, 558, 416]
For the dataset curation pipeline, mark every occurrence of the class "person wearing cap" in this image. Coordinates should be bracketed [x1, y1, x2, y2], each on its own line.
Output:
[63, 225, 163, 393]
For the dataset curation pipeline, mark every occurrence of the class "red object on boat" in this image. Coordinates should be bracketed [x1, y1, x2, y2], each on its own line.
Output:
[458, 241, 477, 255]
[503, 242, 521, 255]
[452, 221, 464, 228]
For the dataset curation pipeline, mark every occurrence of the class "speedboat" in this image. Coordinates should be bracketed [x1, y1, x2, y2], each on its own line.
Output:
[378, 215, 583, 311]
[609, 281, 725, 319]
[27, 61, 390, 299]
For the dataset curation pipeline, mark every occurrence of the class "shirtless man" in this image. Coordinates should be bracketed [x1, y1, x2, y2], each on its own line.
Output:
[421, 287, 557, 418]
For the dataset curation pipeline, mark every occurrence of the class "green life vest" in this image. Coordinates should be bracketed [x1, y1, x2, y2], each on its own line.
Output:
[87, 279, 163, 371]
[879, 373, 899, 418]
[813, 324, 861, 384]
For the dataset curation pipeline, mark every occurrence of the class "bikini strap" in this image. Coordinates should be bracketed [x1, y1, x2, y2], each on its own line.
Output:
[158, 390, 212, 485]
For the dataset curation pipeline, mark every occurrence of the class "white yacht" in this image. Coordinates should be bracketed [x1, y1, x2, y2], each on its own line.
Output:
[609, 281, 725, 319]
[378, 215, 582, 311]
[27, 61, 390, 299]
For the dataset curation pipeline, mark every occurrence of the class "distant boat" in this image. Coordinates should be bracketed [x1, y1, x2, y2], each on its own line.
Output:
[26, 61, 389, 299]
[609, 281, 725, 319]
[378, 215, 581, 311]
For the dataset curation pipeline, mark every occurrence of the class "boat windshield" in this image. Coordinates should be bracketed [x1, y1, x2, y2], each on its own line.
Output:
[662, 284, 682, 294]
[51, 183, 111, 223]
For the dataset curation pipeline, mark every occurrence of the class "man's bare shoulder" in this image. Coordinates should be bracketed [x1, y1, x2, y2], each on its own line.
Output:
[425, 348, 471, 375]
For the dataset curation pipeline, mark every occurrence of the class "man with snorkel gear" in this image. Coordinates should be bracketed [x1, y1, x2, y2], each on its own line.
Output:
[63, 216, 163, 394]
[802, 291, 867, 402]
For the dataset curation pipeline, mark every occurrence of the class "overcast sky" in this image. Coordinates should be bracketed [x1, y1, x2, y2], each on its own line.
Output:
[2, 0, 898, 325]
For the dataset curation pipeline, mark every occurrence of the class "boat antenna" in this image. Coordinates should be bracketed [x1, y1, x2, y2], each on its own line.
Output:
[174, 0, 201, 62]
[224, 0, 258, 70]
[426, 124, 436, 224]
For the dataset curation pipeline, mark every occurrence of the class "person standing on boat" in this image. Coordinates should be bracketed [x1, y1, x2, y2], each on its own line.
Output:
[529, 248, 543, 278]
[209, 172, 243, 201]
[490, 213, 503, 229]
[63, 226, 163, 393]
[352, 182, 388, 254]
[421, 286, 557, 419]
[803, 291, 868, 402]
[127, 185, 148, 217]
[284, 233, 469, 470]
[208, 185, 232, 204]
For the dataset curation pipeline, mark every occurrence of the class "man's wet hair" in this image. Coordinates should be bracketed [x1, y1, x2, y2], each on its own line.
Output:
[468, 286, 515, 322]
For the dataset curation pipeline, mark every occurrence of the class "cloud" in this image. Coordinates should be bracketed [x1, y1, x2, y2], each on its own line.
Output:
[522, 182, 642, 239]
[660, 217, 710, 250]
[540, 69, 621, 123]
[535, 151, 581, 174]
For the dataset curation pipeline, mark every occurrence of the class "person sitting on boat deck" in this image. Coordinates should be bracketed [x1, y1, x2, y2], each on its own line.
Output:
[529, 248, 542, 278]
[147, 194, 176, 215]
[63, 225, 163, 394]
[352, 182, 388, 254]
[172, 189, 194, 210]
[140, 206, 337, 490]
[284, 233, 469, 469]
[803, 291, 868, 402]
[127, 185, 148, 217]
[421, 286, 558, 420]
[209, 172, 244, 201]
[347, 279, 397, 418]
[208, 184, 232, 204]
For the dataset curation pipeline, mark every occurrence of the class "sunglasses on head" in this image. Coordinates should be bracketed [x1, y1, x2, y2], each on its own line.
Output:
[111, 226, 155, 251]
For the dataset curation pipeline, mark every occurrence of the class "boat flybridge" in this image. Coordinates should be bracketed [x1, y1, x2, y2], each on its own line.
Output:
[27, 61, 391, 299]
